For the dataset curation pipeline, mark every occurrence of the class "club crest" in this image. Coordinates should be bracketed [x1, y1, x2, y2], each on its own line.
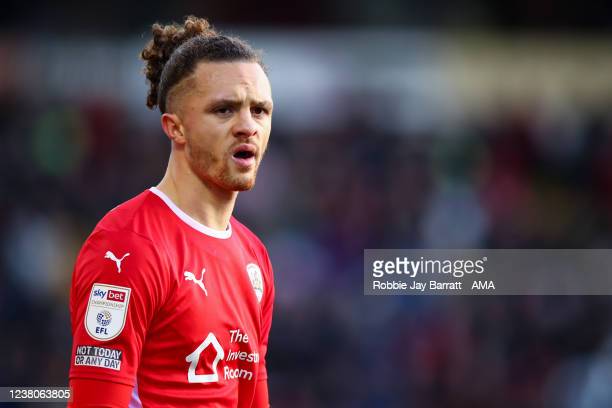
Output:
[246, 263, 264, 303]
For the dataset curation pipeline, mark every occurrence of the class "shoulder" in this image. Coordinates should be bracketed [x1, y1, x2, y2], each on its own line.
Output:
[230, 217, 274, 285]
[94, 189, 159, 237]
[84, 189, 173, 252]
[72, 194, 171, 313]
[230, 216, 269, 254]
[77, 190, 171, 278]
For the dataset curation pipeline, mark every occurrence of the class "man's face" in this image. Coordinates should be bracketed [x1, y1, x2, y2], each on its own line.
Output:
[175, 61, 273, 192]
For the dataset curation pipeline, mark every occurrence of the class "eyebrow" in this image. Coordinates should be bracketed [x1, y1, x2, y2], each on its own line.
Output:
[209, 98, 273, 110]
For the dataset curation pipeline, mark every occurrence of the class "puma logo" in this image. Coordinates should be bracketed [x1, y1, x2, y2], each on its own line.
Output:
[184, 268, 208, 296]
[104, 251, 130, 273]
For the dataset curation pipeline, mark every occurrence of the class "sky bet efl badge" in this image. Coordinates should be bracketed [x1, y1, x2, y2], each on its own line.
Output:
[85, 283, 131, 341]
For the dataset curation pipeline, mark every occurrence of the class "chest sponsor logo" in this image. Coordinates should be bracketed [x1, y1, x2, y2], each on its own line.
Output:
[185, 328, 259, 384]
[84, 283, 131, 341]
[246, 263, 264, 303]
[184, 268, 208, 296]
[74, 345, 123, 371]
[104, 251, 130, 273]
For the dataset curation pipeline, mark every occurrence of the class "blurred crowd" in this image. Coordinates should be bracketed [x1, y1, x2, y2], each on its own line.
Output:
[3, 0, 612, 32]
[3, 31, 612, 407]
[3, 89, 612, 407]
[262, 105, 612, 407]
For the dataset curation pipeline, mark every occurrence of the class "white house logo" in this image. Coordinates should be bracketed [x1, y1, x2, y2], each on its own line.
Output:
[246, 263, 263, 303]
[185, 332, 225, 383]
[96, 310, 112, 327]
[85, 283, 131, 341]
[104, 251, 130, 273]
[184, 328, 259, 384]
[184, 268, 208, 296]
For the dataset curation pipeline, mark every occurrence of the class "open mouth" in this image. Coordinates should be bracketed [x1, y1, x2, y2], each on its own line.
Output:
[231, 144, 257, 168]
[233, 150, 255, 160]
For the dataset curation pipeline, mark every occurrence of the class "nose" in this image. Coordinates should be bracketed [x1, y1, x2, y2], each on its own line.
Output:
[232, 109, 258, 138]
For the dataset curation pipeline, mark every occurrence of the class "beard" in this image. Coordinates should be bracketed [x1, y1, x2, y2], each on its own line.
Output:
[186, 139, 259, 192]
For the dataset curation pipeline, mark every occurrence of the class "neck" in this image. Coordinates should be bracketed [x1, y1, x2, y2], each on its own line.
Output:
[157, 149, 238, 231]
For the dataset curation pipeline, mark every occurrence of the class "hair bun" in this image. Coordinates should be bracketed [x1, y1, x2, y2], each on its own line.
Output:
[141, 16, 216, 109]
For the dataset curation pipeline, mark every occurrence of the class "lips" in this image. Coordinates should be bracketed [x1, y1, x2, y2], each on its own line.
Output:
[232, 144, 256, 159]
[231, 144, 257, 169]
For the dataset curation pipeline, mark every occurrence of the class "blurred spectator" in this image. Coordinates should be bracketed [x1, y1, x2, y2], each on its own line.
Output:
[2, 24, 612, 407]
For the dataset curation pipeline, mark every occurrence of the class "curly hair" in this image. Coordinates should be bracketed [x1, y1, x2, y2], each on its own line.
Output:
[140, 15, 264, 113]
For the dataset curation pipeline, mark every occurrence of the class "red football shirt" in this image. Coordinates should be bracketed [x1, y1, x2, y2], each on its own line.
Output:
[69, 187, 274, 407]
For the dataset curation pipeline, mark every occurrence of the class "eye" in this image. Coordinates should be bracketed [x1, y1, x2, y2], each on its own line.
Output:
[251, 107, 268, 117]
[214, 106, 233, 117]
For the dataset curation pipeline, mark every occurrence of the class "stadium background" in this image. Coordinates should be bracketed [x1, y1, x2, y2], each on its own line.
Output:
[2, 1, 612, 407]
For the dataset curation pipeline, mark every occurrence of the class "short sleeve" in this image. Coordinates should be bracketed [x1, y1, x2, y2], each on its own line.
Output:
[257, 249, 275, 381]
[69, 228, 168, 387]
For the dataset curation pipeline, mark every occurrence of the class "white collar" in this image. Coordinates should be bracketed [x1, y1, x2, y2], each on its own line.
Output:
[149, 187, 232, 239]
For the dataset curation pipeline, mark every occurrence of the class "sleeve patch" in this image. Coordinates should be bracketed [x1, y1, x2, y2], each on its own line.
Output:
[74, 345, 123, 371]
[84, 283, 131, 341]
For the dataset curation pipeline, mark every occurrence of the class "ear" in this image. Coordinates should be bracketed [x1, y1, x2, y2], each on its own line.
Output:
[160, 113, 187, 145]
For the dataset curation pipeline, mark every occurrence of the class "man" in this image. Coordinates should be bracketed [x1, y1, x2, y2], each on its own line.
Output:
[68, 16, 274, 407]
